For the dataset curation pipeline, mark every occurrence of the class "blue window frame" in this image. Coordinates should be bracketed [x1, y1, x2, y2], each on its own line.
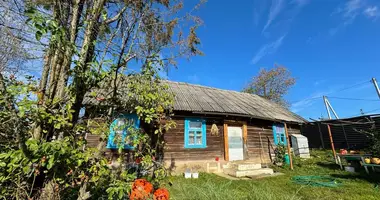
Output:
[184, 118, 206, 148]
[107, 114, 140, 149]
[272, 123, 287, 145]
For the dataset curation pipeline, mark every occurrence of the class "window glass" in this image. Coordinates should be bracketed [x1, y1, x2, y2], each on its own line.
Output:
[189, 121, 202, 129]
[189, 131, 195, 144]
[280, 134, 285, 143]
[196, 131, 202, 144]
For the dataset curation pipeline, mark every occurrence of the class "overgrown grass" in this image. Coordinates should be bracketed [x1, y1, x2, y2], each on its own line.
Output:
[167, 150, 380, 200]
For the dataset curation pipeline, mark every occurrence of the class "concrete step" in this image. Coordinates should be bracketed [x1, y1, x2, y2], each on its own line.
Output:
[223, 168, 274, 178]
[225, 161, 262, 171]
[206, 162, 221, 173]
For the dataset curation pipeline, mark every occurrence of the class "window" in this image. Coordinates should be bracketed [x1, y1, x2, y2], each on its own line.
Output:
[107, 114, 140, 149]
[184, 118, 206, 148]
[272, 123, 287, 145]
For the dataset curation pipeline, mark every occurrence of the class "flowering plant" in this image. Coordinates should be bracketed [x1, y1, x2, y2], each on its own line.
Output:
[129, 179, 169, 200]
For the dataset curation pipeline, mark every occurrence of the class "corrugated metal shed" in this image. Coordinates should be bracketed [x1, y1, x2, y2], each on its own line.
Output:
[83, 80, 306, 123]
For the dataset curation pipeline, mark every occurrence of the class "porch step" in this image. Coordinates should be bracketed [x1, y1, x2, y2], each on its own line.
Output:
[225, 162, 262, 171]
[223, 168, 274, 178]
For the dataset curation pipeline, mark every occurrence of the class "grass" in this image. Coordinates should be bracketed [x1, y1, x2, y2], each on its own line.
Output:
[167, 150, 380, 200]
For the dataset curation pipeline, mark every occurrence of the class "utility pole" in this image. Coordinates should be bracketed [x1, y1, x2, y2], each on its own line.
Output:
[323, 96, 332, 119]
[326, 98, 339, 119]
[323, 96, 339, 119]
[372, 78, 380, 99]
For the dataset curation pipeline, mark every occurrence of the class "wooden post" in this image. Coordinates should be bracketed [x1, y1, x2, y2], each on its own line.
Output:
[327, 124, 337, 163]
[284, 123, 293, 170]
[242, 122, 248, 160]
[317, 123, 325, 149]
[223, 123, 229, 161]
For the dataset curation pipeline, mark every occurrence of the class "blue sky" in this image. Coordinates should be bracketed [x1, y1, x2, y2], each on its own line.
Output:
[168, 0, 380, 120]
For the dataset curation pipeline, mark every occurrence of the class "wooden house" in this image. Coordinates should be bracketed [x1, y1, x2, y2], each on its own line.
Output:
[84, 81, 305, 172]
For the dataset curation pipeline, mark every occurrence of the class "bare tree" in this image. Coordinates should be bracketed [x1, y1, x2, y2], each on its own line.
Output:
[0, 0, 35, 74]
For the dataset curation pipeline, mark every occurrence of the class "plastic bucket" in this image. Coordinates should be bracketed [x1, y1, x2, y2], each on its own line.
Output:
[284, 154, 290, 164]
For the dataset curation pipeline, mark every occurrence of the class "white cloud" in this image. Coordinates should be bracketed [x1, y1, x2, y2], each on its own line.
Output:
[291, 91, 327, 113]
[251, 34, 287, 65]
[343, 0, 363, 19]
[330, 0, 380, 35]
[332, 0, 363, 25]
[262, 0, 285, 33]
[364, 6, 379, 19]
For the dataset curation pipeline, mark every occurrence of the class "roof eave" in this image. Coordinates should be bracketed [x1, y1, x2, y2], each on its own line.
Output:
[190, 111, 305, 124]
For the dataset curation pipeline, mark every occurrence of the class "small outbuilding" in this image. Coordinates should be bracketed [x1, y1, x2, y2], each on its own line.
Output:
[291, 134, 310, 158]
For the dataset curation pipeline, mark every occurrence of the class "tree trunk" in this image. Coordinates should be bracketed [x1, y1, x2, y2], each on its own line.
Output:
[72, 0, 106, 124]
[57, 0, 84, 99]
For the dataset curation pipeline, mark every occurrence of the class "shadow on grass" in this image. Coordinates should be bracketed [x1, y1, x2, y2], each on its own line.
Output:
[316, 162, 341, 170]
[330, 171, 380, 185]
[315, 161, 380, 185]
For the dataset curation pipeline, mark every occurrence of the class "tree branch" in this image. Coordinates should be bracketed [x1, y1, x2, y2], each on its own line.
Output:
[104, 5, 127, 24]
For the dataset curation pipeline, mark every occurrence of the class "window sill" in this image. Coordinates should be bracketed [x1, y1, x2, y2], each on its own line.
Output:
[184, 145, 207, 149]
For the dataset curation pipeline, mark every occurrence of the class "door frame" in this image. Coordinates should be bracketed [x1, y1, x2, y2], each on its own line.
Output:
[223, 120, 248, 161]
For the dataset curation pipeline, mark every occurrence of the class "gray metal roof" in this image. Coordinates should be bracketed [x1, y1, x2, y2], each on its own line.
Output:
[165, 81, 305, 123]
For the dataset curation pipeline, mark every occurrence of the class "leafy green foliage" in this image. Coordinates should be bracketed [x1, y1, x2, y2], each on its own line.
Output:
[0, 64, 173, 199]
[363, 127, 380, 157]
[1, 0, 204, 199]
[25, 7, 66, 44]
[274, 144, 287, 165]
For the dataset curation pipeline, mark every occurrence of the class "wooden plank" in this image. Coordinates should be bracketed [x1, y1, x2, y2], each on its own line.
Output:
[243, 122, 248, 160]
[224, 123, 229, 161]
[284, 123, 294, 170]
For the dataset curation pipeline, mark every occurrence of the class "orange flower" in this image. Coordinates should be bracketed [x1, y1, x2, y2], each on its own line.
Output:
[130, 179, 154, 200]
[133, 179, 153, 194]
[129, 190, 150, 200]
[153, 188, 169, 200]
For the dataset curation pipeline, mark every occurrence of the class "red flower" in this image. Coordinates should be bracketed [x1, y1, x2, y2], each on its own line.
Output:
[215, 157, 219, 161]
[135, 158, 141, 164]
[153, 188, 169, 200]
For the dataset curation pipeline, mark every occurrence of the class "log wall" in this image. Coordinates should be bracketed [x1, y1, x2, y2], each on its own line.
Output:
[163, 118, 224, 162]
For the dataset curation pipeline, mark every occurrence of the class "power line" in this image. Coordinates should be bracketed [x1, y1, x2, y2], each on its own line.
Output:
[290, 80, 371, 104]
[349, 107, 380, 118]
[327, 96, 380, 101]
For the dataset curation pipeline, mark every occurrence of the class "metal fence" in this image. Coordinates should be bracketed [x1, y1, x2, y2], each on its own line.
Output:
[301, 115, 380, 150]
